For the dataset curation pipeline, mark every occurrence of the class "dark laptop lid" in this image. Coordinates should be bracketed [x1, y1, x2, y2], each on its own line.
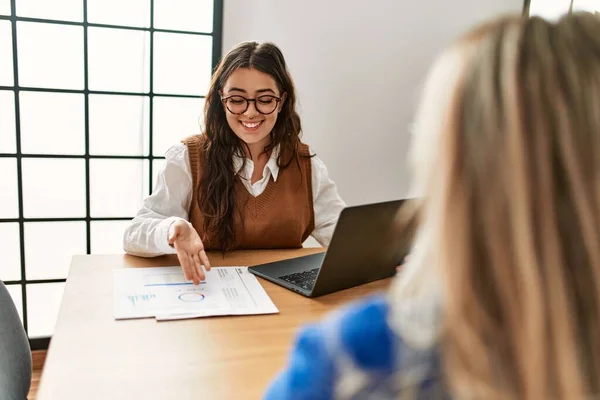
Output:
[309, 199, 415, 296]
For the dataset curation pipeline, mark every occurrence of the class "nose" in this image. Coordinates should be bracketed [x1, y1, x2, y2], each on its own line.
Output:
[243, 100, 259, 118]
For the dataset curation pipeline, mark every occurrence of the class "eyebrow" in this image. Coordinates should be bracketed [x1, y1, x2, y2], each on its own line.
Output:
[227, 87, 277, 95]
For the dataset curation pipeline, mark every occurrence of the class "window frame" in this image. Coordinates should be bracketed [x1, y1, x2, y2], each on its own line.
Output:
[0, 0, 223, 350]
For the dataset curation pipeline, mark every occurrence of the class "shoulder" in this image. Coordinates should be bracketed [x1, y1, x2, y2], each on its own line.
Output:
[331, 295, 396, 371]
[164, 143, 189, 162]
[295, 142, 326, 170]
[181, 134, 207, 151]
[307, 154, 333, 188]
[180, 134, 208, 169]
[297, 141, 311, 157]
[265, 294, 447, 399]
[303, 295, 444, 394]
[309, 154, 327, 172]
[300, 295, 396, 373]
[264, 296, 396, 400]
[296, 142, 326, 172]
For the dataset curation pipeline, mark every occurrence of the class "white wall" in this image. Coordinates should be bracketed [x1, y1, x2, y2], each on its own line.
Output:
[223, 0, 524, 206]
[529, 0, 570, 20]
[529, 0, 600, 21]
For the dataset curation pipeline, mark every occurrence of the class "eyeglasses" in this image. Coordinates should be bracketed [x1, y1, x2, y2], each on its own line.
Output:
[221, 95, 282, 115]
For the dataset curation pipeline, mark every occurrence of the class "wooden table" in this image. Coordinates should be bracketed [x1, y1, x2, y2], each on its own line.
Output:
[37, 248, 392, 400]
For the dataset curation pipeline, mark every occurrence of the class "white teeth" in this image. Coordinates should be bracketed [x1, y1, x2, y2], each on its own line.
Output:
[242, 121, 261, 128]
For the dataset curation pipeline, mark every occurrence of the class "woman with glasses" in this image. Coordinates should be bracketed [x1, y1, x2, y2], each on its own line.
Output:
[123, 42, 345, 284]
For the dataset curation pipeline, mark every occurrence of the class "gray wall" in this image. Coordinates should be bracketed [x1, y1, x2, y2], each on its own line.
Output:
[223, 0, 524, 206]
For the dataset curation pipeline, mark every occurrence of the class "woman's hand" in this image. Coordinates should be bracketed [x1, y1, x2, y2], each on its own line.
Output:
[167, 220, 211, 285]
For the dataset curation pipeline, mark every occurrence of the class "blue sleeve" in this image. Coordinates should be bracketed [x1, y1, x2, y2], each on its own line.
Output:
[264, 323, 335, 400]
[264, 295, 394, 400]
[338, 295, 394, 373]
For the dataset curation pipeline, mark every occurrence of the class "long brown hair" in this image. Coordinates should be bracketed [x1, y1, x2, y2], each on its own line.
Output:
[400, 12, 600, 399]
[199, 42, 302, 251]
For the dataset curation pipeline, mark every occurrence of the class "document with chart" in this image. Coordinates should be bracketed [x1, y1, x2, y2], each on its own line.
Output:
[113, 266, 279, 320]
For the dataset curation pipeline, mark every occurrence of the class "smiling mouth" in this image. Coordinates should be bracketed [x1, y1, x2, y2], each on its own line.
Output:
[240, 120, 263, 131]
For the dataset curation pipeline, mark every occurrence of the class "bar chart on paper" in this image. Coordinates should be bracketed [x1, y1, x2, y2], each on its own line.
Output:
[113, 267, 279, 320]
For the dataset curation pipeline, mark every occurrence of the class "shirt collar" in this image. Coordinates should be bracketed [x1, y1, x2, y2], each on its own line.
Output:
[266, 145, 280, 181]
[233, 144, 281, 182]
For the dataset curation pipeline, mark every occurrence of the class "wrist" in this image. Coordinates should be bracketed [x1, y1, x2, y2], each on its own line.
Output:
[155, 217, 185, 254]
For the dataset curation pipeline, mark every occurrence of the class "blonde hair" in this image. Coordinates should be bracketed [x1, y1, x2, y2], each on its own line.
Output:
[393, 12, 600, 399]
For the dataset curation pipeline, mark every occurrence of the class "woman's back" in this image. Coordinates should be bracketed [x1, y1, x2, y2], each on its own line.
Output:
[404, 11, 600, 399]
[267, 12, 600, 400]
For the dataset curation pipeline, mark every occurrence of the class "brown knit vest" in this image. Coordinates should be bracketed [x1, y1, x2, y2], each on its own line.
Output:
[182, 134, 315, 251]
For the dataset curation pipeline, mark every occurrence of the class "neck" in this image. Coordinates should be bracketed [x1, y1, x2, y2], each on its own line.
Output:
[245, 139, 271, 163]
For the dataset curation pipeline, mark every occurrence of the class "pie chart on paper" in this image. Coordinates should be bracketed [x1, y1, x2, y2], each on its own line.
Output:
[178, 293, 206, 302]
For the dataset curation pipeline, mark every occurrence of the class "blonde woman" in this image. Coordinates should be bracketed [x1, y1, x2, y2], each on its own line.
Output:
[265, 12, 600, 400]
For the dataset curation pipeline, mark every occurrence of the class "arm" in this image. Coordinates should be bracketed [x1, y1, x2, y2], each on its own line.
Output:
[265, 324, 336, 400]
[310, 156, 347, 247]
[265, 296, 396, 400]
[123, 144, 193, 257]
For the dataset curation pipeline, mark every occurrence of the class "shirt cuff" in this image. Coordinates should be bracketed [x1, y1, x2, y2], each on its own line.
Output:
[154, 217, 188, 255]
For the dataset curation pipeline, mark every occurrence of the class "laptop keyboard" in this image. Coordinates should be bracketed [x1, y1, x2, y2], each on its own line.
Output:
[278, 268, 320, 291]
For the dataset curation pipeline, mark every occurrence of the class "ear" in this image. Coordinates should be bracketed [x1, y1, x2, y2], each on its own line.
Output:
[278, 92, 288, 112]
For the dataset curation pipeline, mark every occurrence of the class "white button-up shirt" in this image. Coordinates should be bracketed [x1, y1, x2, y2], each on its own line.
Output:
[123, 143, 346, 257]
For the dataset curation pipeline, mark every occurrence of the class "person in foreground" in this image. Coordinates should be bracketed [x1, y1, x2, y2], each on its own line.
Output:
[123, 42, 345, 284]
[265, 12, 600, 399]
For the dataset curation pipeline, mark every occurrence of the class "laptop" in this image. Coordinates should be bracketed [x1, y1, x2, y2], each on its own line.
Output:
[248, 199, 415, 297]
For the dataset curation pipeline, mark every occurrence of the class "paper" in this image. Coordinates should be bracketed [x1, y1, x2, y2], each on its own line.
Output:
[113, 266, 278, 320]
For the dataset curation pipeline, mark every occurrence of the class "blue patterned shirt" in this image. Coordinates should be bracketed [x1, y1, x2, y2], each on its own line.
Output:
[264, 295, 449, 399]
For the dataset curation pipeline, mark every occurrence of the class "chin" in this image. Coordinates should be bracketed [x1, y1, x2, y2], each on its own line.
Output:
[237, 131, 270, 146]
